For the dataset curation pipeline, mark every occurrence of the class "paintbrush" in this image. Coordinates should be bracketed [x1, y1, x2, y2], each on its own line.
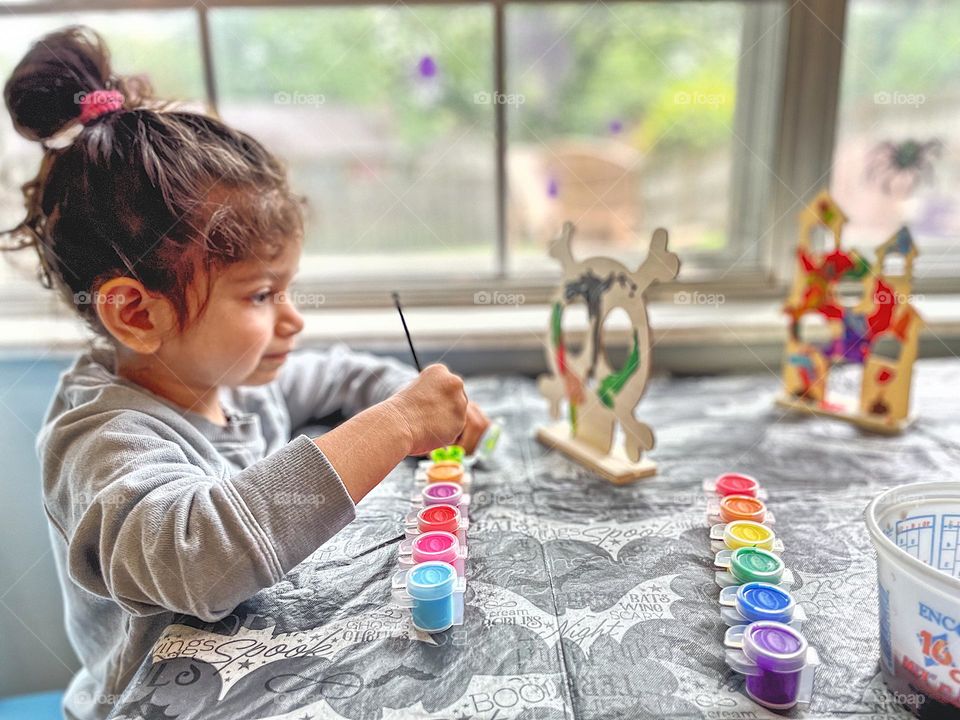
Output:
[392, 291, 421, 372]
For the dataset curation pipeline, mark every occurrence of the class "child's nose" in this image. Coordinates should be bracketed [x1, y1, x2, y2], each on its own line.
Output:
[277, 296, 304, 337]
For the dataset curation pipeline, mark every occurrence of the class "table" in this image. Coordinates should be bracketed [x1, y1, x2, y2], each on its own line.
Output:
[111, 360, 960, 720]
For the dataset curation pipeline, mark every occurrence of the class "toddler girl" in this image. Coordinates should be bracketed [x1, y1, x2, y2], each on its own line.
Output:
[2, 26, 488, 720]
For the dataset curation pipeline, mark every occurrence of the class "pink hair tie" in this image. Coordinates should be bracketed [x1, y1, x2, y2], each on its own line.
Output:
[77, 89, 124, 124]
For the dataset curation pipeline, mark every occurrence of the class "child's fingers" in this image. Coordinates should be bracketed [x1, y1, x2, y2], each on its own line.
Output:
[456, 402, 489, 454]
[472, 402, 490, 429]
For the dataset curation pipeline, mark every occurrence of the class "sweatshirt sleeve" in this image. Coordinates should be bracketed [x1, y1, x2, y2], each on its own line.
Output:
[276, 343, 419, 430]
[46, 414, 355, 622]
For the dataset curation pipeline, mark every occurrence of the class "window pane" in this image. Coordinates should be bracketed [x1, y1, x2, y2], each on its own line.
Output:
[506, 1, 780, 276]
[210, 5, 496, 280]
[0, 13, 205, 301]
[832, 0, 960, 278]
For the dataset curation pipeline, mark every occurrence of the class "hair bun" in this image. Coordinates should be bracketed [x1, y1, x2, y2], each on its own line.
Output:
[4, 25, 116, 142]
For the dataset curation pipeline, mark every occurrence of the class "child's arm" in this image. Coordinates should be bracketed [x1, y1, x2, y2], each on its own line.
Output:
[42, 368, 465, 623]
[276, 344, 491, 453]
[46, 422, 348, 622]
[276, 343, 418, 430]
[316, 364, 467, 503]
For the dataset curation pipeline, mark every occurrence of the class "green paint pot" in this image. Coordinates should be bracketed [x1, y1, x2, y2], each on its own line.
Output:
[731, 547, 785, 585]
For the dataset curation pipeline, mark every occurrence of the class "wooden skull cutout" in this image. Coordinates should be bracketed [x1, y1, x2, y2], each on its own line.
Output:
[538, 222, 680, 462]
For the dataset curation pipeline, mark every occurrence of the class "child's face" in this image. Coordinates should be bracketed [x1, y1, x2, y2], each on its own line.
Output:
[160, 237, 305, 389]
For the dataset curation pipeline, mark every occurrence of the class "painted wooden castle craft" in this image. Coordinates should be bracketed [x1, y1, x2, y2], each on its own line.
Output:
[536, 222, 680, 483]
[776, 190, 923, 434]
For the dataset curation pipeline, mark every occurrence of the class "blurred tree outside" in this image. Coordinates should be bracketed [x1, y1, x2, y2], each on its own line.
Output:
[2, 2, 958, 270]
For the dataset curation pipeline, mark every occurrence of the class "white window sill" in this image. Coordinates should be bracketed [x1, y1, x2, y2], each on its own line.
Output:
[1, 295, 958, 375]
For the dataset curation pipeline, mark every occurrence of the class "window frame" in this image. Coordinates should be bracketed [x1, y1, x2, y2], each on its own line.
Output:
[2, 0, 957, 314]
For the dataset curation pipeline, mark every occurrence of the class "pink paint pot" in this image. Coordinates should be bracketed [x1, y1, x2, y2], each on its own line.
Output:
[399, 531, 466, 576]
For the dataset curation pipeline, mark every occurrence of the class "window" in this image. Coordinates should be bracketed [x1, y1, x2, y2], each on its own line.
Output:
[0, 0, 956, 317]
[210, 4, 497, 281]
[505, 2, 782, 277]
[0, 11, 205, 311]
[831, 0, 960, 279]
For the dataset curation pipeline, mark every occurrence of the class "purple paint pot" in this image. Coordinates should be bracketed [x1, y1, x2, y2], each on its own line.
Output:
[421, 482, 463, 508]
[725, 621, 818, 710]
[406, 485, 470, 533]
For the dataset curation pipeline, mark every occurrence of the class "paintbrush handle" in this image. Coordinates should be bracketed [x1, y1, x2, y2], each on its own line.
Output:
[392, 292, 422, 372]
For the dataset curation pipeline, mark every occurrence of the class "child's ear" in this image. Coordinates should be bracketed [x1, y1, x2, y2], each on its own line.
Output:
[95, 277, 177, 354]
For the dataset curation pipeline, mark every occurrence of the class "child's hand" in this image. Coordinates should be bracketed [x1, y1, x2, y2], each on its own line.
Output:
[393, 364, 468, 456]
[455, 402, 491, 454]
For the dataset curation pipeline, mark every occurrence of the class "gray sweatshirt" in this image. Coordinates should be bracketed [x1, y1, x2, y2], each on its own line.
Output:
[36, 341, 417, 720]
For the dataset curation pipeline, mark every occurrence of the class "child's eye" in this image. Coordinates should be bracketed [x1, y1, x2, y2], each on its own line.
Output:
[250, 290, 273, 305]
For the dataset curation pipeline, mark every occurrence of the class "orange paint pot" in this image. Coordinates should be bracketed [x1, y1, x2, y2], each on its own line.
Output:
[427, 461, 464, 485]
[719, 494, 768, 524]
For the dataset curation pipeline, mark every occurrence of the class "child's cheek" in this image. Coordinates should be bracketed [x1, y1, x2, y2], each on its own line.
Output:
[245, 307, 277, 350]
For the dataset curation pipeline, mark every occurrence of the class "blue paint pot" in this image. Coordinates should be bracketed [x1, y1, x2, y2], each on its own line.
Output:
[736, 582, 796, 623]
[407, 561, 458, 632]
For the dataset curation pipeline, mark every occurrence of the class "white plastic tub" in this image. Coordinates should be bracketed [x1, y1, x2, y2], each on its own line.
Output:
[865, 481, 960, 716]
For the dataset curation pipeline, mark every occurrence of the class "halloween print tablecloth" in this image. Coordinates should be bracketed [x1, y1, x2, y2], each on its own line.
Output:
[110, 360, 960, 720]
